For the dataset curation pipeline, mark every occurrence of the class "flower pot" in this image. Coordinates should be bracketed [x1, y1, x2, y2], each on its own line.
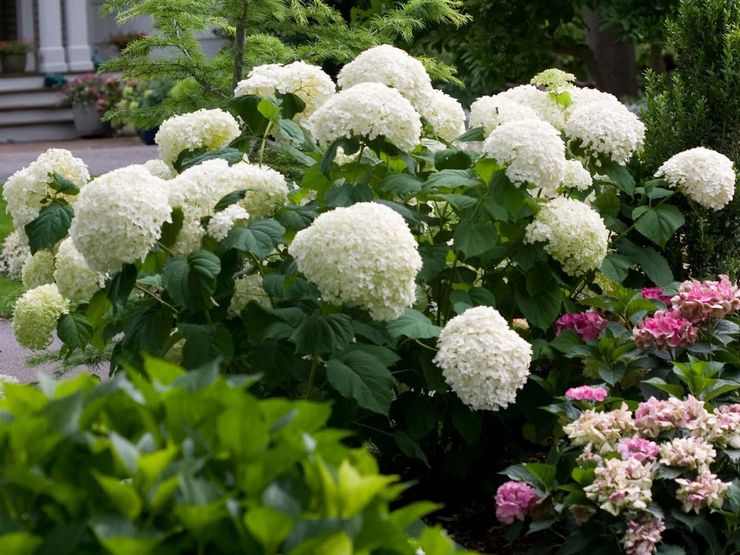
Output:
[1, 54, 27, 73]
[72, 103, 105, 138]
[137, 127, 159, 145]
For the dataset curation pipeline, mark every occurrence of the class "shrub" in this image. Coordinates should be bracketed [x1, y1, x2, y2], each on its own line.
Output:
[0, 356, 473, 554]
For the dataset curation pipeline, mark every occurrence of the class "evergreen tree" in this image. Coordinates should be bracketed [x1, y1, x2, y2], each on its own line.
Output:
[642, 0, 740, 278]
[101, 0, 468, 128]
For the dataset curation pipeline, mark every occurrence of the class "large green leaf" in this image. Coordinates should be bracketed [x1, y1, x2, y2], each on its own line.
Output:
[632, 204, 685, 247]
[289, 311, 354, 355]
[179, 323, 234, 368]
[57, 313, 93, 349]
[386, 309, 441, 339]
[24, 200, 73, 254]
[424, 169, 479, 191]
[326, 351, 394, 415]
[515, 270, 562, 330]
[107, 264, 138, 313]
[616, 238, 674, 286]
[221, 219, 285, 260]
[48, 172, 80, 195]
[228, 94, 270, 135]
[162, 250, 221, 310]
[434, 149, 472, 170]
[490, 171, 527, 221]
[453, 218, 497, 258]
[174, 147, 244, 173]
[601, 161, 635, 195]
[378, 173, 424, 197]
[600, 253, 632, 283]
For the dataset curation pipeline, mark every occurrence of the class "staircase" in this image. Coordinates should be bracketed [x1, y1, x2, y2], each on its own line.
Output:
[0, 74, 77, 143]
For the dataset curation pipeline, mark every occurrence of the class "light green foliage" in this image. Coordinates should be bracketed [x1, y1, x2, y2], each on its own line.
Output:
[101, 0, 468, 128]
[642, 0, 740, 278]
[0, 357, 474, 554]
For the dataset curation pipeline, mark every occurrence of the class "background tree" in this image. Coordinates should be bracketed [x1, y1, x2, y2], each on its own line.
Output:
[642, 0, 740, 279]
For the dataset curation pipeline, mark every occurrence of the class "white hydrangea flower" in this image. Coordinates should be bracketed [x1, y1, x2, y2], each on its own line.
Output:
[434, 306, 532, 411]
[565, 100, 645, 165]
[566, 86, 621, 112]
[469, 96, 540, 137]
[12, 283, 68, 350]
[0, 374, 20, 397]
[525, 196, 609, 276]
[584, 458, 653, 516]
[497, 85, 566, 130]
[207, 204, 250, 241]
[660, 437, 716, 471]
[655, 147, 736, 210]
[143, 159, 177, 180]
[530, 68, 576, 91]
[482, 119, 567, 196]
[228, 274, 272, 317]
[0, 231, 31, 280]
[562, 159, 593, 191]
[289, 202, 422, 321]
[230, 163, 289, 219]
[21, 250, 55, 290]
[2, 148, 89, 241]
[172, 217, 206, 257]
[70, 166, 172, 274]
[563, 404, 635, 452]
[418, 89, 466, 142]
[234, 61, 335, 121]
[307, 82, 422, 152]
[155, 108, 241, 167]
[337, 44, 433, 106]
[53, 238, 105, 303]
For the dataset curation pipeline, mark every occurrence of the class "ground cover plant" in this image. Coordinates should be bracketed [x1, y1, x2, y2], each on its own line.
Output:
[1, 42, 738, 553]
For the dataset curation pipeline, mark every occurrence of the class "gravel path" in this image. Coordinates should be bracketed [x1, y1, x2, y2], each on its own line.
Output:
[0, 136, 157, 181]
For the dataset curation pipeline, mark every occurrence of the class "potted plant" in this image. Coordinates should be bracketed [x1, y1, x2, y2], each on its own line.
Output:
[62, 74, 122, 138]
[117, 78, 173, 144]
[0, 40, 33, 73]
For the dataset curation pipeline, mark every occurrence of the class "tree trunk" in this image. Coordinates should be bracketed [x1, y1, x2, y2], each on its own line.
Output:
[582, 6, 639, 98]
[232, 0, 250, 92]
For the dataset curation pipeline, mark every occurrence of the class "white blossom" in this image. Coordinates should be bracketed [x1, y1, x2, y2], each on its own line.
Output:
[418, 89, 466, 142]
[155, 109, 241, 167]
[469, 96, 540, 137]
[207, 205, 250, 241]
[53, 238, 105, 303]
[21, 250, 55, 290]
[562, 159, 593, 191]
[656, 147, 736, 210]
[434, 306, 533, 411]
[497, 85, 566, 130]
[0, 231, 30, 280]
[12, 284, 68, 350]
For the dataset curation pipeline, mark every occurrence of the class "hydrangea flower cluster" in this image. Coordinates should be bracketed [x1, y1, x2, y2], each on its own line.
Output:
[670, 274, 740, 321]
[556, 311, 607, 341]
[70, 166, 172, 274]
[675, 470, 730, 513]
[583, 457, 654, 516]
[434, 306, 533, 411]
[633, 309, 698, 350]
[307, 82, 422, 152]
[21, 250, 55, 289]
[234, 61, 335, 121]
[565, 385, 608, 402]
[0, 231, 30, 280]
[524, 196, 609, 276]
[289, 202, 422, 321]
[207, 204, 250, 241]
[563, 403, 635, 452]
[482, 119, 567, 196]
[659, 436, 716, 471]
[469, 96, 540, 136]
[530, 68, 576, 91]
[418, 89, 466, 142]
[656, 147, 736, 210]
[561, 159, 593, 191]
[53, 237, 105, 303]
[494, 481, 539, 524]
[634, 396, 707, 438]
[155, 108, 241, 167]
[616, 438, 660, 463]
[337, 44, 433, 107]
[2, 149, 89, 241]
[641, 287, 672, 305]
[622, 515, 665, 555]
[497, 85, 566, 130]
[12, 283, 68, 350]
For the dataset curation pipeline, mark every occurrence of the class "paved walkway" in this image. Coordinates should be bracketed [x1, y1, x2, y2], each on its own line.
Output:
[0, 136, 157, 181]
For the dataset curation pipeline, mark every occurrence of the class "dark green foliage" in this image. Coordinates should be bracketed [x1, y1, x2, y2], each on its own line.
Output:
[0, 358, 474, 554]
[642, 0, 740, 278]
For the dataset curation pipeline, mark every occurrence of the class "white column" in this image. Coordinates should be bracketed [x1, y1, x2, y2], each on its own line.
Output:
[64, 0, 94, 71]
[38, 0, 68, 72]
[16, 0, 35, 71]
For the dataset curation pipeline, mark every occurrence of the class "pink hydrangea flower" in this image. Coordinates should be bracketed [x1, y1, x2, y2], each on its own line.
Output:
[633, 309, 697, 349]
[494, 481, 538, 524]
[623, 516, 665, 555]
[565, 385, 608, 402]
[671, 274, 740, 321]
[675, 470, 730, 513]
[556, 311, 608, 342]
[617, 438, 660, 463]
[641, 287, 672, 305]
[634, 396, 708, 437]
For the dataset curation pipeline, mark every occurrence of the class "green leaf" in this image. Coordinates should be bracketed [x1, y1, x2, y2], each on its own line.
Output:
[326, 351, 394, 415]
[229, 94, 270, 135]
[490, 171, 527, 220]
[244, 508, 293, 555]
[93, 472, 143, 519]
[174, 146, 244, 173]
[393, 431, 430, 466]
[598, 365, 626, 386]
[424, 169, 479, 190]
[90, 515, 161, 555]
[453, 126, 485, 142]
[290, 311, 354, 356]
[550, 330, 582, 353]
[434, 149, 472, 170]
[600, 254, 632, 283]
[386, 309, 441, 339]
[162, 250, 221, 310]
[159, 207, 184, 248]
[107, 264, 137, 313]
[601, 161, 635, 195]
[524, 463, 556, 491]
[515, 270, 562, 330]
[221, 219, 285, 259]
[321, 137, 359, 176]
[57, 313, 93, 349]
[213, 189, 247, 212]
[419, 244, 449, 281]
[616, 239, 674, 286]
[633, 204, 685, 247]
[24, 200, 73, 253]
[277, 118, 305, 144]
[275, 205, 316, 231]
[276, 92, 306, 120]
[179, 323, 234, 368]
[378, 172, 424, 197]
[431, 193, 477, 211]
[110, 432, 139, 474]
[49, 172, 80, 195]
[453, 218, 497, 258]
[0, 532, 43, 555]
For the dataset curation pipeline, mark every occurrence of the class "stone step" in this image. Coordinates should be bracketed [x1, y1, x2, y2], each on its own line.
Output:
[0, 122, 78, 143]
[0, 106, 73, 126]
[0, 88, 65, 109]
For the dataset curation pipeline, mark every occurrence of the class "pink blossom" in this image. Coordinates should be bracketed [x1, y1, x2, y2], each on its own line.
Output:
[556, 311, 608, 342]
[494, 481, 538, 525]
[565, 385, 608, 402]
[671, 275, 740, 321]
[617, 438, 660, 463]
[633, 309, 697, 349]
[675, 470, 730, 513]
[634, 396, 708, 437]
[641, 287, 673, 305]
[623, 516, 665, 555]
